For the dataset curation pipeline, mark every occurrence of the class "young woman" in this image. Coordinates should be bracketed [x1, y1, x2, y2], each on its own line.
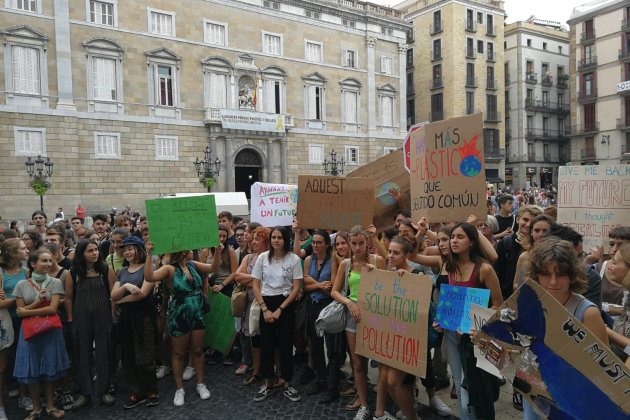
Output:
[523, 238, 609, 420]
[331, 231, 351, 283]
[144, 244, 215, 407]
[105, 228, 129, 276]
[234, 224, 249, 265]
[65, 239, 115, 409]
[111, 236, 159, 409]
[235, 226, 269, 385]
[512, 215, 557, 292]
[251, 226, 302, 403]
[606, 244, 630, 360]
[207, 225, 238, 297]
[331, 225, 385, 420]
[21, 231, 43, 254]
[14, 248, 69, 420]
[440, 223, 503, 420]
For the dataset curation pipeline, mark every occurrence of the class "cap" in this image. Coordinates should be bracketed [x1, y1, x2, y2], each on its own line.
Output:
[122, 236, 145, 248]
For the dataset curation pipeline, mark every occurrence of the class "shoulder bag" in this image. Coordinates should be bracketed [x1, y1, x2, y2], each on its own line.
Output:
[21, 279, 62, 341]
[315, 258, 350, 336]
[231, 283, 248, 317]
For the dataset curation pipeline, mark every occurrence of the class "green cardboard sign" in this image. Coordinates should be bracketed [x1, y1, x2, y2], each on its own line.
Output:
[204, 291, 236, 354]
[145, 195, 219, 254]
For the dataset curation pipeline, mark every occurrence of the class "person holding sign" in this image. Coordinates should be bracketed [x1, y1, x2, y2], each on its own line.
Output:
[331, 226, 385, 420]
[143, 244, 215, 407]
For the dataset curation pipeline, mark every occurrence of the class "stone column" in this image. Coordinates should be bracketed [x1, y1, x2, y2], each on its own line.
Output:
[398, 43, 408, 134]
[280, 138, 287, 183]
[54, 0, 76, 110]
[366, 36, 377, 133]
[266, 139, 274, 183]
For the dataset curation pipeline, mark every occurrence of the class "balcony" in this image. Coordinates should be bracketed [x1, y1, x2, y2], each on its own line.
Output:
[619, 49, 630, 62]
[431, 49, 442, 61]
[543, 153, 552, 162]
[484, 146, 505, 160]
[617, 117, 630, 130]
[486, 78, 497, 90]
[525, 128, 570, 141]
[524, 99, 569, 114]
[484, 111, 501, 122]
[431, 77, 443, 90]
[525, 72, 538, 84]
[557, 75, 568, 89]
[465, 76, 477, 88]
[572, 122, 600, 136]
[505, 74, 511, 84]
[465, 20, 477, 32]
[580, 30, 596, 43]
[623, 18, 630, 33]
[203, 107, 293, 127]
[487, 51, 496, 62]
[430, 20, 443, 34]
[528, 152, 537, 162]
[429, 110, 444, 122]
[465, 47, 476, 59]
[577, 88, 598, 102]
[559, 153, 570, 164]
[486, 25, 496, 37]
[581, 148, 596, 159]
[578, 56, 597, 71]
[541, 74, 553, 87]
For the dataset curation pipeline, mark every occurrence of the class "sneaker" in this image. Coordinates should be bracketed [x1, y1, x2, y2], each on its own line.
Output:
[254, 384, 274, 402]
[18, 397, 33, 411]
[173, 389, 185, 407]
[283, 386, 301, 402]
[183, 366, 195, 381]
[61, 392, 75, 411]
[305, 381, 327, 396]
[429, 395, 452, 417]
[373, 411, 397, 420]
[354, 406, 371, 420]
[123, 394, 147, 409]
[156, 365, 171, 379]
[235, 364, 248, 375]
[196, 384, 211, 400]
[146, 394, 160, 407]
[70, 395, 91, 410]
[395, 410, 405, 420]
[101, 393, 115, 406]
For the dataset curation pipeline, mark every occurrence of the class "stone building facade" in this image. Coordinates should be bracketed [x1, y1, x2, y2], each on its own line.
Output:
[0, 0, 410, 218]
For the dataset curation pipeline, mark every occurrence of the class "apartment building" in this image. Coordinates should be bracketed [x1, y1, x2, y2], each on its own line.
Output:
[504, 20, 570, 188]
[0, 0, 409, 217]
[397, 0, 506, 185]
[568, 0, 630, 165]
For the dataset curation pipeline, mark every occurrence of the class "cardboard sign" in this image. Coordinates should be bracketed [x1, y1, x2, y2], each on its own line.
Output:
[297, 176, 375, 231]
[435, 284, 490, 333]
[479, 279, 630, 418]
[409, 113, 486, 222]
[355, 268, 432, 377]
[347, 149, 410, 232]
[250, 182, 298, 227]
[204, 291, 237, 354]
[469, 304, 502, 379]
[557, 165, 630, 249]
[145, 195, 219, 254]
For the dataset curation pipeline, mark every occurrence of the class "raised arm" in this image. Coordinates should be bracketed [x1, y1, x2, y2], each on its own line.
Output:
[144, 241, 173, 283]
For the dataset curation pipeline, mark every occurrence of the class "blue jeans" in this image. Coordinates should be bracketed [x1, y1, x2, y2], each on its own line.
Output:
[444, 331, 477, 420]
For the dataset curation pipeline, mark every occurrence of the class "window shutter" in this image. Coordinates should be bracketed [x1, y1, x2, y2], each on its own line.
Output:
[218, 74, 226, 108]
[308, 85, 317, 119]
[209, 73, 218, 107]
[264, 80, 274, 112]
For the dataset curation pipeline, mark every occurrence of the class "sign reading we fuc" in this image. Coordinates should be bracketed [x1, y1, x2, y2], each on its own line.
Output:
[356, 269, 432, 377]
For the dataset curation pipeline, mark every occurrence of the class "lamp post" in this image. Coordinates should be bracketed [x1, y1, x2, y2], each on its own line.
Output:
[193, 146, 222, 192]
[322, 149, 345, 176]
[25, 155, 54, 211]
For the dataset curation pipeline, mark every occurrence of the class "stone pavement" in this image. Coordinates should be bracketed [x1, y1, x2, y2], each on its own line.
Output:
[5, 358, 521, 420]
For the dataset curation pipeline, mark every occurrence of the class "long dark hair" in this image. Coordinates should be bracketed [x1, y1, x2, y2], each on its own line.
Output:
[268, 226, 292, 262]
[72, 239, 107, 278]
[217, 224, 230, 267]
[312, 230, 332, 261]
[22, 229, 43, 250]
[446, 223, 490, 276]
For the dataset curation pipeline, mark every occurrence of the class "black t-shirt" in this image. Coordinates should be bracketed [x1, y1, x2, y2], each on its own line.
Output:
[495, 214, 516, 234]
[58, 257, 72, 270]
[226, 234, 239, 250]
[117, 267, 154, 313]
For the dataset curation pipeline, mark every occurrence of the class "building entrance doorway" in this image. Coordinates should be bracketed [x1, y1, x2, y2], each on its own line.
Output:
[234, 148, 262, 199]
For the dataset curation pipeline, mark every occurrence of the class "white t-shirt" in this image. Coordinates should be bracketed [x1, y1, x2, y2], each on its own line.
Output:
[251, 251, 303, 297]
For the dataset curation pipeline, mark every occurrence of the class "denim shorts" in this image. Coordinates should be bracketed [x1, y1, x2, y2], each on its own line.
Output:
[345, 311, 357, 333]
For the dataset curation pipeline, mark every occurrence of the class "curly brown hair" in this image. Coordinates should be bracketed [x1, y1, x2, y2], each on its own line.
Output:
[528, 237, 587, 293]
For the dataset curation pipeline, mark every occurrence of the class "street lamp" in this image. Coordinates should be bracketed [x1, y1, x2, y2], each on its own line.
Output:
[322, 149, 345, 176]
[25, 155, 54, 211]
[193, 146, 222, 192]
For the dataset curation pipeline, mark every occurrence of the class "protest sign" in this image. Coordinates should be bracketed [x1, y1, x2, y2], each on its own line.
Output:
[145, 195, 219, 254]
[355, 268, 432, 377]
[250, 182, 297, 226]
[409, 113, 486, 222]
[297, 176, 374, 231]
[435, 284, 490, 333]
[478, 279, 630, 418]
[347, 149, 410, 232]
[469, 304, 502, 379]
[204, 292, 237, 354]
[557, 165, 630, 249]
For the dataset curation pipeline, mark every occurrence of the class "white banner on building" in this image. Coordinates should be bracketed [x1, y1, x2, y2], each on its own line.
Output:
[219, 109, 285, 133]
[250, 182, 298, 227]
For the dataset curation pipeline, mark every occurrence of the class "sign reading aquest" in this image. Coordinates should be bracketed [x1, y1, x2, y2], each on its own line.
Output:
[219, 109, 285, 133]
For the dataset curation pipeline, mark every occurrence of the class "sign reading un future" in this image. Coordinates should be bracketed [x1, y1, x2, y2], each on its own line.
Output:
[219, 109, 285, 133]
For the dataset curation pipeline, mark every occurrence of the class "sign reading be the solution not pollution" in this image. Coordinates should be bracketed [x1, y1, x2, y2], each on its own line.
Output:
[250, 182, 297, 227]
[356, 269, 432, 377]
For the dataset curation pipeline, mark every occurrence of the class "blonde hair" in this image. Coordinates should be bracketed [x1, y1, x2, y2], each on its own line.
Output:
[617, 243, 630, 289]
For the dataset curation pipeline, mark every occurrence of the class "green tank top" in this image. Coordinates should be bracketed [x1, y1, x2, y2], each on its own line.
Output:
[348, 270, 362, 302]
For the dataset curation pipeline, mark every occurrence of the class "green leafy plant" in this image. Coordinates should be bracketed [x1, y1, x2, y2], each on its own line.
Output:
[29, 175, 51, 196]
[200, 177, 215, 189]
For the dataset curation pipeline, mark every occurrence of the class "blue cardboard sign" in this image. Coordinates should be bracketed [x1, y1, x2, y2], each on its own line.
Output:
[435, 284, 490, 333]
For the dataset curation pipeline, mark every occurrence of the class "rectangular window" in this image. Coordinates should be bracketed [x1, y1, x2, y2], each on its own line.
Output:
[477, 11, 483, 24]
[344, 50, 357, 68]
[11, 45, 40, 94]
[263, 0, 279, 10]
[155, 136, 178, 161]
[208, 72, 227, 108]
[263, 32, 282, 55]
[89, 1, 114, 26]
[466, 91, 474, 114]
[92, 57, 117, 101]
[342, 19, 356, 28]
[263, 79, 281, 114]
[307, 86, 323, 120]
[431, 93, 443, 121]
[149, 9, 174, 36]
[584, 103, 596, 130]
[487, 94, 497, 112]
[157, 65, 173, 107]
[583, 72, 593, 95]
[542, 42, 547, 50]
[94, 132, 120, 159]
[10, 0, 37, 12]
[466, 9, 473, 29]
[380, 96, 393, 126]
[486, 14, 493, 34]
[343, 91, 358, 124]
[308, 144, 324, 164]
[433, 39, 441, 60]
[381, 56, 392, 75]
[466, 38, 474, 57]
[345, 146, 359, 165]
[205, 21, 227, 46]
[305, 10, 320, 19]
[14, 127, 45, 156]
[477, 40, 484, 54]
[305, 41, 323, 63]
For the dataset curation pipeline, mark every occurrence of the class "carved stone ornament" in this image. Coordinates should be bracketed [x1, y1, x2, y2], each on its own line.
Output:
[238, 75, 256, 110]
[366, 36, 377, 48]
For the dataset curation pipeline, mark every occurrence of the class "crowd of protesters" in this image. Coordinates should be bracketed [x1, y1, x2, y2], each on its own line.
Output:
[0, 190, 628, 420]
